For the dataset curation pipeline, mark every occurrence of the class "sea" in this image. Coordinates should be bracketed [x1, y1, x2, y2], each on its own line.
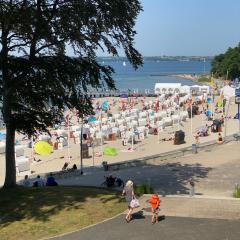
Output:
[103, 59, 211, 94]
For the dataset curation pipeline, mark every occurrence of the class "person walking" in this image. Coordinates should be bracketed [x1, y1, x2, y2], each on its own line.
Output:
[149, 193, 161, 224]
[122, 180, 135, 222]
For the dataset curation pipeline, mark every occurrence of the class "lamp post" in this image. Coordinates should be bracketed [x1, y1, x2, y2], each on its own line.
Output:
[80, 116, 84, 175]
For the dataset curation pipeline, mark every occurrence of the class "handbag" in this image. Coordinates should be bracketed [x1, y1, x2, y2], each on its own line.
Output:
[130, 198, 140, 208]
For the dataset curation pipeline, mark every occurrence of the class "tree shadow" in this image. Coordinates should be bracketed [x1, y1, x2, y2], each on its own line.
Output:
[116, 161, 212, 195]
[0, 186, 123, 228]
[132, 210, 145, 220]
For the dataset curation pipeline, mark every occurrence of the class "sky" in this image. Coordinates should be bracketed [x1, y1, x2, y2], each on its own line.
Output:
[98, 0, 240, 57]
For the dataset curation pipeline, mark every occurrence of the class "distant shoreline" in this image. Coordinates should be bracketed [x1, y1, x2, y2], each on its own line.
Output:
[171, 74, 198, 82]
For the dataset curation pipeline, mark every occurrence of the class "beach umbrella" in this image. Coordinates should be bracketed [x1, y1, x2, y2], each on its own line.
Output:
[101, 100, 108, 110]
[34, 141, 53, 156]
[103, 147, 118, 156]
[88, 116, 97, 123]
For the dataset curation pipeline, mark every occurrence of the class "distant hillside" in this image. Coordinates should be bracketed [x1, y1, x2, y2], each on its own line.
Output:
[97, 56, 213, 62]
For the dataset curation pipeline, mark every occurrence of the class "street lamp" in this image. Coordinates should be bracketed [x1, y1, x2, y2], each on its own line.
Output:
[80, 117, 88, 175]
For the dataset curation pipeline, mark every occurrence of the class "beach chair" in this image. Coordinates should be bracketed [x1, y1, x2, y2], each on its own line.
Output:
[139, 112, 147, 118]
[163, 117, 173, 127]
[171, 115, 180, 124]
[113, 113, 121, 120]
[138, 119, 147, 127]
[70, 125, 80, 131]
[55, 129, 68, 137]
[159, 111, 167, 119]
[117, 119, 124, 126]
[180, 111, 189, 121]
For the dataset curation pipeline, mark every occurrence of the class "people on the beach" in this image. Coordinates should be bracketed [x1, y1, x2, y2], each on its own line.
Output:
[122, 180, 135, 222]
[33, 175, 45, 187]
[62, 162, 69, 171]
[149, 193, 161, 224]
[46, 173, 58, 186]
[72, 164, 77, 170]
[105, 175, 116, 187]
[189, 180, 195, 197]
[217, 133, 223, 144]
[22, 175, 31, 187]
[194, 132, 200, 144]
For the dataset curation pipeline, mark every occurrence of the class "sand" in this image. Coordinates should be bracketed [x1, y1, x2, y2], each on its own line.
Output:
[0, 96, 239, 186]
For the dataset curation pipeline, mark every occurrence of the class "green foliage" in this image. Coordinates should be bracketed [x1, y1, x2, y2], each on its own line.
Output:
[233, 185, 240, 198]
[0, 0, 143, 135]
[211, 43, 240, 80]
[0, 0, 143, 187]
[198, 76, 211, 83]
[134, 184, 154, 196]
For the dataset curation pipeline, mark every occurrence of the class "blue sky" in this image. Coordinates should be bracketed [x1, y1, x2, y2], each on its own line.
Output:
[136, 0, 240, 56]
[98, 0, 240, 57]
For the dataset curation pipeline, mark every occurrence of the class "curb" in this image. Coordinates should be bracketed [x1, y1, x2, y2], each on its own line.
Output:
[142, 194, 240, 201]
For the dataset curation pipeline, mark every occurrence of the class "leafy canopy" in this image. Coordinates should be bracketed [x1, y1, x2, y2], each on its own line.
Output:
[0, 0, 142, 135]
[211, 43, 240, 80]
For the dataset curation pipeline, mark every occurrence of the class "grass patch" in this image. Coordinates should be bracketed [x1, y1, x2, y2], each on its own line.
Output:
[0, 186, 125, 240]
[134, 184, 154, 197]
[198, 76, 211, 83]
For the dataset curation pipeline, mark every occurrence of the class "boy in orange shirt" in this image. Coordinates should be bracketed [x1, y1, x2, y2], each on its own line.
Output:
[149, 194, 161, 224]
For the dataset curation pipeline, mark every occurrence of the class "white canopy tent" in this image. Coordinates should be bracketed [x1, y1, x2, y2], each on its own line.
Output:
[221, 85, 235, 99]
[154, 83, 182, 95]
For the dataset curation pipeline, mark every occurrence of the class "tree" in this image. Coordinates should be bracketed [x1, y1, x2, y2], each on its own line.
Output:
[211, 43, 240, 80]
[0, 0, 142, 188]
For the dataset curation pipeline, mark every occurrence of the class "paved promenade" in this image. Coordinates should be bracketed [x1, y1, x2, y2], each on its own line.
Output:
[139, 195, 240, 220]
[51, 195, 240, 240]
[53, 141, 240, 198]
[50, 140, 240, 240]
[52, 215, 240, 240]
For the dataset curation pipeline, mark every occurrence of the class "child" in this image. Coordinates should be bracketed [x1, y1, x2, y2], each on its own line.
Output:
[149, 194, 161, 224]
[217, 132, 223, 144]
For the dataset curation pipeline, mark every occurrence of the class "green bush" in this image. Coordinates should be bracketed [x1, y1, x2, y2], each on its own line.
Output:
[233, 185, 240, 198]
[134, 184, 154, 196]
[198, 76, 211, 82]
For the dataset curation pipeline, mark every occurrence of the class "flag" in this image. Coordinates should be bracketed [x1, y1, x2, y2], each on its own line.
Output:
[210, 73, 215, 88]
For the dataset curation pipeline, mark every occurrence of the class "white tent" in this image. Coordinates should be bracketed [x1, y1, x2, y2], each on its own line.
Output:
[199, 85, 210, 94]
[221, 85, 235, 99]
[154, 83, 181, 95]
[180, 85, 190, 94]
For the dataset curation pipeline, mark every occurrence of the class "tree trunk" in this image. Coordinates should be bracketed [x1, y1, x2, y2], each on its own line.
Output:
[3, 124, 16, 188]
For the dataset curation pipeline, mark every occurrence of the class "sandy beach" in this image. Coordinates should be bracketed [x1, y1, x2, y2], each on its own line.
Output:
[0, 95, 239, 186]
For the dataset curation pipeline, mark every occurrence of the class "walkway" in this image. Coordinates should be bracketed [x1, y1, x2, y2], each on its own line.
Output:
[51, 196, 240, 240]
[55, 141, 240, 198]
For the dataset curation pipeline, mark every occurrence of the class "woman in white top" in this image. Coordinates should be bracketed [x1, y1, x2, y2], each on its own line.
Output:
[122, 180, 135, 222]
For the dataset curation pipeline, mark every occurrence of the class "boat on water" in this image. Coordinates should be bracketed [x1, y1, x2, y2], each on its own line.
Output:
[123, 61, 126, 67]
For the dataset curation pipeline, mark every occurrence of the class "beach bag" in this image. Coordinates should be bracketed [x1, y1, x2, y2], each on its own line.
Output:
[130, 198, 140, 208]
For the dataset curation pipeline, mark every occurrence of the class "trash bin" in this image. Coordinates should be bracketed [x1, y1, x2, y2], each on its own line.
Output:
[192, 144, 197, 154]
[174, 130, 185, 145]
[102, 161, 109, 171]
